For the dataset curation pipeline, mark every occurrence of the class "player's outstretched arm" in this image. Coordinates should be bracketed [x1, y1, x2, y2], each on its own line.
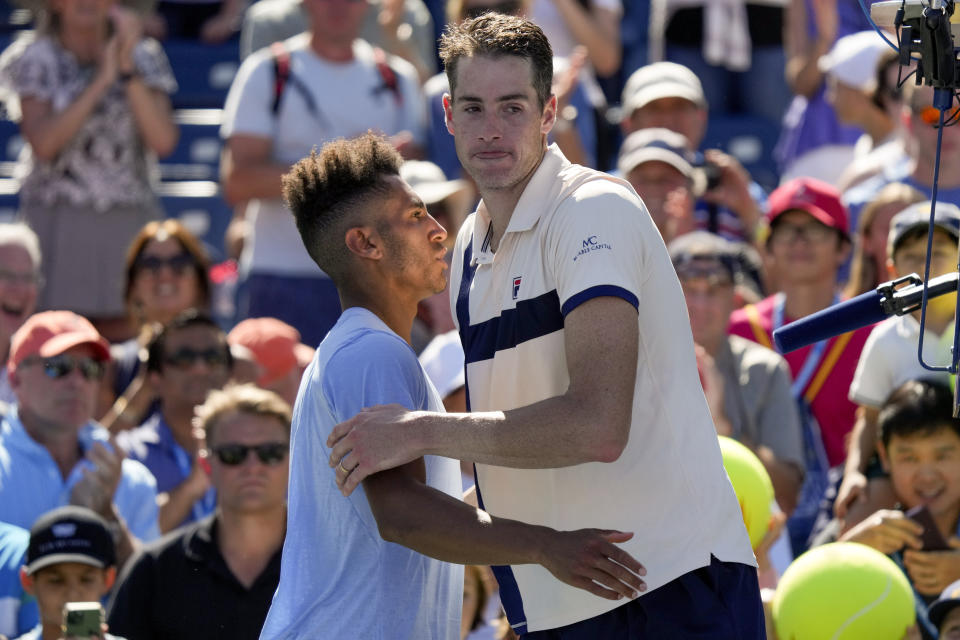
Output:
[329, 297, 638, 496]
[364, 458, 647, 601]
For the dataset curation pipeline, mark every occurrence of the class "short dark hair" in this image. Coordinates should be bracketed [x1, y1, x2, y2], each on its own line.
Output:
[879, 379, 960, 449]
[195, 383, 292, 447]
[147, 308, 232, 373]
[283, 133, 402, 283]
[439, 13, 553, 109]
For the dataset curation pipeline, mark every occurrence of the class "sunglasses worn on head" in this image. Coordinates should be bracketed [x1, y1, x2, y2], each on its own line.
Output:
[164, 348, 229, 369]
[212, 442, 288, 466]
[919, 105, 960, 126]
[136, 253, 195, 276]
[23, 355, 105, 381]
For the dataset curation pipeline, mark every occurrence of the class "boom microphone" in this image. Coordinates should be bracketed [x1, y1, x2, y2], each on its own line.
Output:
[773, 272, 960, 353]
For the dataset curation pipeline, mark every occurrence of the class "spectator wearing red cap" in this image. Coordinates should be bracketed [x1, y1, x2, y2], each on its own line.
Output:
[728, 177, 875, 555]
[227, 318, 313, 407]
[0, 311, 160, 567]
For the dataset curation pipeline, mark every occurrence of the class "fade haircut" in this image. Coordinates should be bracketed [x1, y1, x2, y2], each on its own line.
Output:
[439, 12, 553, 109]
[879, 379, 960, 449]
[283, 133, 403, 284]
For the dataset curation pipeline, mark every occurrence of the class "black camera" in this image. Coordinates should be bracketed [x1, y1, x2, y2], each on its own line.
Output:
[691, 155, 723, 197]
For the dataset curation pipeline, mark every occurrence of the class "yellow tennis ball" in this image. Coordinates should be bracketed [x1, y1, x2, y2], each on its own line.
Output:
[773, 542, 916, 640]
[718, 435, 774, 549]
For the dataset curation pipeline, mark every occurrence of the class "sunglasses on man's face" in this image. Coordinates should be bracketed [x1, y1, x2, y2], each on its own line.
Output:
[212, 442, 288, 466]
[22, 355, 105, 381]
[136, 252, 196, 276]
[163, 348, 230, 369]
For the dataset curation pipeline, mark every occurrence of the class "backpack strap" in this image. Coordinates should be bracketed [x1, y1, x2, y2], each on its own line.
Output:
[803, 330, 854, 404]
[372, 47, 402, 105]
[743, 304, 774, 350]
[271, 41, 292, 115]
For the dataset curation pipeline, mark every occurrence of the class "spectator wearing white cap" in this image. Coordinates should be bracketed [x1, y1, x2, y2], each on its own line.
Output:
[616, 128, 696, 245]
[834, 44, 911, 192]
[620, 62, 764, 245]
[777, 0, 875, 183]
[783, 30, 898, 186]
[822, 31, 897, 155]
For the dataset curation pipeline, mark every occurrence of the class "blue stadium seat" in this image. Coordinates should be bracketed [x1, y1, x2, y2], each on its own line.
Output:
[166, 39, 240, 109]
[703, 113, 782, 193]
[0, 177, 17, 220]
[157, 180, 232, 261]
[160, 109, 223, 181]
[0, 118, 22, 178]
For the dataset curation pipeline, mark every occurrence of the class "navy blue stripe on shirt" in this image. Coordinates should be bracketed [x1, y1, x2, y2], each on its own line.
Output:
[456, 240, 565, 365]
[462, 290, 564, 365]
[456, 242, 476, 335]
[560, 285, 639, 317]
[473, 468, 528, 635]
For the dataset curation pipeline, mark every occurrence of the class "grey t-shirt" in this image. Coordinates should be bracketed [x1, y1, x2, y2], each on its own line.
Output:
[715, 334, 805, 471]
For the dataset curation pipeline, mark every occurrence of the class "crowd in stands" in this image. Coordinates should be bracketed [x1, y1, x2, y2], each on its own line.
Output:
[0, 0, 958, 637]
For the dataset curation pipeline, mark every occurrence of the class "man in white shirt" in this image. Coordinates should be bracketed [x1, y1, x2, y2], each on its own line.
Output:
[259, 133, 646, 639]
[220, 0, 427, 347]
[327, 14, 761, 637]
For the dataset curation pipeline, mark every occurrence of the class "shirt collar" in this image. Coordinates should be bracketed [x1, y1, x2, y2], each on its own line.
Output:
[469, 144, 568, 266]
[337, 307, 396, 336]
[183, 514, 219, 563]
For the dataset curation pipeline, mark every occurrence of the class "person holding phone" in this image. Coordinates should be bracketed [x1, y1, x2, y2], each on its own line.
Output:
[839, 379, 960, 639]
[15, 505, 124, 640]
[0, 0, 178, 341]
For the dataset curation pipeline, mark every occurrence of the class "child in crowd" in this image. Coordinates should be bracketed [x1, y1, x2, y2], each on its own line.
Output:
[837, 202, 960, 530]
[839, 379, 960, 639]
[930, 579, 960, 639]
[16, 506, 124, 640]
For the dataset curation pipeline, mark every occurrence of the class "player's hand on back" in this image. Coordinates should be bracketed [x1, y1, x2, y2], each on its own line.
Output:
[537, 529, 647, 601]
[329, 404, 423, 496]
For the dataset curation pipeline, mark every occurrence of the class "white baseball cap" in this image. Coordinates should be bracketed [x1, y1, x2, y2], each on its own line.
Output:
[621, 62, 707, 116]
[819, 30, 892, 92]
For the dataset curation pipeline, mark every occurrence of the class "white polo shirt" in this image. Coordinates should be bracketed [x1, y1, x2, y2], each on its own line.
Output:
[449, 145, 756, 634]
[849, 314, 954, 408]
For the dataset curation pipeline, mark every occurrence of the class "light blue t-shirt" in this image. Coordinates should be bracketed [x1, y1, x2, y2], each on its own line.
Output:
[0, 522, 37, 638]
[259, 308, 463, 640]
[0, 409, 160, 542]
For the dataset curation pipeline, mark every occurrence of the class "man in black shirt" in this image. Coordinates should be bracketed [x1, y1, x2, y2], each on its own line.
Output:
[107, 384, 290, 640]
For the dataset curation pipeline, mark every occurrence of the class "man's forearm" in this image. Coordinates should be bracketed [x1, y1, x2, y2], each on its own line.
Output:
[369, 468, 548, 566]
[366, 465, 645, 600]
[416, 392, 629, 469]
